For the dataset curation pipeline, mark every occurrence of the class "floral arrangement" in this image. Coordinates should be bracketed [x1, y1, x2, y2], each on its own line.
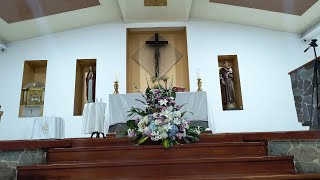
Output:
[126, 79, 204, 149]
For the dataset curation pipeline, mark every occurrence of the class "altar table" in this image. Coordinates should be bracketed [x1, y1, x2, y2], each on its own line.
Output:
[31, 116, 65, 139]
[109, 92, 209, 125]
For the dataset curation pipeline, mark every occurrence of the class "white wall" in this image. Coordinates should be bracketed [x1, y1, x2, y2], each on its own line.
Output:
[187, 19, 310, 133]
[0, 21, 127, 140]
[0, 19, 312, 140]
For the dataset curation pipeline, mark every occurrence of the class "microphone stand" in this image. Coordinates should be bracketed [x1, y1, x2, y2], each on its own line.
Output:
[305, 39, 319, 130]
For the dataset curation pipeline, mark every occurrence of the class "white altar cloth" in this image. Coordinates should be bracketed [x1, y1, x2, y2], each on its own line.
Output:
[82, 102, 107, 134]
[31, 116, 65, 139]
[109, 92, 212, 129]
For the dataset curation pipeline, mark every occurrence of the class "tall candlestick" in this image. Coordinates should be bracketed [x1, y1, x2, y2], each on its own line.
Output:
[197, 78, 202, 92]
[114, 81, 119, 94]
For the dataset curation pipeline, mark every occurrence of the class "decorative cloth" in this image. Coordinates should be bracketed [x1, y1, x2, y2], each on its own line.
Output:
[82, 102, 107, 134]
[108, 92, 214, 131]
[31, 116, 65, 139]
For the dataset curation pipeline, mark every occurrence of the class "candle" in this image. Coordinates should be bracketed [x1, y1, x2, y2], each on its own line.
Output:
[196, 69, 200, 79]
[115, 73, 118, 82]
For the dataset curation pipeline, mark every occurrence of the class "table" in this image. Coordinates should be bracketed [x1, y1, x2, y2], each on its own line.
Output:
[31, 116, 65, 139]
[82, 102, 107, 134]
[109, 92, 209, 125]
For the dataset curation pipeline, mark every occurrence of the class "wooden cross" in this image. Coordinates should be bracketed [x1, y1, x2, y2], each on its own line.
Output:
[146, 33, 168, 78]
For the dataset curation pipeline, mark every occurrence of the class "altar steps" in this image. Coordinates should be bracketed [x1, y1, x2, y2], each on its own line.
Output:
[17, 156, 295, 179]
[15, 131, 320, 179]
[68, 131, 320, 148]
[68, 134, 244, 148]
[46, 142, 267, 164]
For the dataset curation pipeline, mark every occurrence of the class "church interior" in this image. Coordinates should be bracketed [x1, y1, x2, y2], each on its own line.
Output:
[1, 0, 320, 179]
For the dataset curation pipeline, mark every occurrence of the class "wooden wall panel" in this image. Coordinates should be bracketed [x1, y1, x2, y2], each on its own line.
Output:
[0, 0, 100, 23]
[209, 0, 318, 16]
[34, 66, 47, 84]
[127, 29, 190, 93]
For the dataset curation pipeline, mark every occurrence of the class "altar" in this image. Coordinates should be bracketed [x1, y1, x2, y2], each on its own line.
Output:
[108, 92, 213, 130]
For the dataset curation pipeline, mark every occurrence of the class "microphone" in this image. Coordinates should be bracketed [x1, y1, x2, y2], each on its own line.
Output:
[305, 46, 311, 53]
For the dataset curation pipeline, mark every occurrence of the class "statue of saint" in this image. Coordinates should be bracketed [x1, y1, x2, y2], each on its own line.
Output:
[86, 66, 96, 103]
[219, 61, 236, 110]
[0, 105, 3, 121]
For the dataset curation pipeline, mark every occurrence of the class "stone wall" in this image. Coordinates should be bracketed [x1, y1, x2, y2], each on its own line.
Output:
[289, 61, 316, 129]
[268, 140, 320, 173]
[0, 149, 46, 180]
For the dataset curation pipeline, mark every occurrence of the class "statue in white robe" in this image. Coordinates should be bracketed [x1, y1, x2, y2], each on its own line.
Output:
[86, 66, 96, 103]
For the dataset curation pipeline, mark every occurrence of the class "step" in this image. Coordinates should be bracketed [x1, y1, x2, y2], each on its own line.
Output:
[47, 142, 267, 163]
[146, 173, 320, 180]
[198, 134, 244, 143]
[69, 134, 244, 148]
[69, 137, 131, 147]
[224, 131, 320, 141]
[17, 156, 295, 179]
[0, 139, 71, 151]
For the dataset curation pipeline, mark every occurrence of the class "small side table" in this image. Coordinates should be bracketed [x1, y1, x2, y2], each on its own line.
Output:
[82, 102, 107, 138]
[31, 116, 65, 139]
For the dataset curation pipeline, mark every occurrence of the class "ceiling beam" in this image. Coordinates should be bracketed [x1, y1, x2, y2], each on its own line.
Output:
[184, 0, 193, 21]
[302, 22, 320, 41]
[117, 0, 128, 23]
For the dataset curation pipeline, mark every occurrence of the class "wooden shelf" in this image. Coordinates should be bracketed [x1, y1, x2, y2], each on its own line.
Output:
[19, 60, 47, 117]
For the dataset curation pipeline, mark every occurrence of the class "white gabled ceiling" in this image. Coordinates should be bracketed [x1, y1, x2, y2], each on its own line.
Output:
[0, 0, 320, 43]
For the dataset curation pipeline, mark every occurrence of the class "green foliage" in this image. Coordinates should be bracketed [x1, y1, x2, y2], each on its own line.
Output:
[128, 107, 148, 118]
[135, 99, 146, 105]
[163, 138, 173, 149]
[138, 136, 149, 145]
[126, 120, 137, 129]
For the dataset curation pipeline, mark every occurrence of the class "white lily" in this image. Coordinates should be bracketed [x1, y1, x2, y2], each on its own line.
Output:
[159, 99, 168, 106]
[142, 116, 149, 124]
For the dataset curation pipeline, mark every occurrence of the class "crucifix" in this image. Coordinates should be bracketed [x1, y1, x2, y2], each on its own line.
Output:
[146, 33, 168, 78]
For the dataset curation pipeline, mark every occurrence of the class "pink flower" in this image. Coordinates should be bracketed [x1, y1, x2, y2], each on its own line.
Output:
[154, 89, 161, 94]
[127, 129, 136, 138]
[135, 117, 140, 123]
[161, 106, 167, 111]
[176, 133, 184, 140]
[144, 128, 151, 136]
[180, 121, 190, 130]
